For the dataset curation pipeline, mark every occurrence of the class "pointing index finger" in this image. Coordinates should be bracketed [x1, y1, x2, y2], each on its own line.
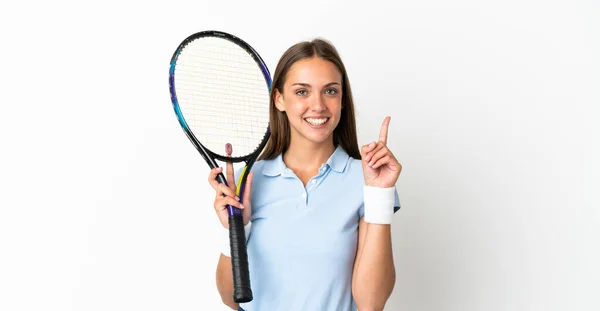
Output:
[225, 143, 235, 191]
[378, 116, 391, 144]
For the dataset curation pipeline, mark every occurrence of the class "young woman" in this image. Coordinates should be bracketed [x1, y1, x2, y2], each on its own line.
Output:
[207, 38, 402, 311]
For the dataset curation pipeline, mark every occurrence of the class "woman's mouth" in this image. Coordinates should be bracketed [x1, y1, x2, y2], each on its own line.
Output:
[304, 117, 330, 127]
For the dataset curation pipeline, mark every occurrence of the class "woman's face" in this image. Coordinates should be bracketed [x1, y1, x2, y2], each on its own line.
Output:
[275, 57, 343, 147]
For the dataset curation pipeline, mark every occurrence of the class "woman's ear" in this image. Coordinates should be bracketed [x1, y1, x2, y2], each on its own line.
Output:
[274, 89, 285, 112]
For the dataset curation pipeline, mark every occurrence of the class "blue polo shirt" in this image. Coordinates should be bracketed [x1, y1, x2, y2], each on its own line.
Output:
[238, 146, 400, 311]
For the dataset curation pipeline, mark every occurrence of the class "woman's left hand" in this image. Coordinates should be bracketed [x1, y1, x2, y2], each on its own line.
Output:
[361, 116, 402, 188]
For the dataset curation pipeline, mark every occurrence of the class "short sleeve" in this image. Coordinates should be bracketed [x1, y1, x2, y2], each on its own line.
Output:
[358, 187, 402, 219]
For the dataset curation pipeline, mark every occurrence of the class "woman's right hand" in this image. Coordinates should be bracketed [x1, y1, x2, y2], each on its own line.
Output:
[208, 159, 253, 229]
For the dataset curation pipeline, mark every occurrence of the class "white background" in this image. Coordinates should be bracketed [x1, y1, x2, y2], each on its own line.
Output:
[1, 0, 598, 310]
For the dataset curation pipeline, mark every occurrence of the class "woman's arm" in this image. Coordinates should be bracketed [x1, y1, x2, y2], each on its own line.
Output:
[216, 254, 239, 310]
[352, 218, 396, 311]
[354, 116, 402, 310]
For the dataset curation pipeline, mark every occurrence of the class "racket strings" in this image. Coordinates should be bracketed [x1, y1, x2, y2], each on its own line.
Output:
[174, 37, 270, 158]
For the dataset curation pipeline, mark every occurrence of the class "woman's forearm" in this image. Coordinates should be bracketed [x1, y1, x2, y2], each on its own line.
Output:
[352, 222, 396, 311]
[216, 254, 239, 310]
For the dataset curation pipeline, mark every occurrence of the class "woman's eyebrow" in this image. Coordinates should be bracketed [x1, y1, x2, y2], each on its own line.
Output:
[290, 82, 341, 87]
[291, 83, 311, 87]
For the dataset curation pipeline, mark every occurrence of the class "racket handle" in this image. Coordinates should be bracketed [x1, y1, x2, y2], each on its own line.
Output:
[229, 215, 253, 303]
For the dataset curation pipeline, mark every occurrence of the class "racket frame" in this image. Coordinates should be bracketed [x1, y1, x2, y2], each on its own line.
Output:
[168, 30, 272, 304]
[169, 30, 272, 215]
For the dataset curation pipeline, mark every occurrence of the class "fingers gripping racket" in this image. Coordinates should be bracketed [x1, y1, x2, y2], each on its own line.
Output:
[168, 30, 271, 303]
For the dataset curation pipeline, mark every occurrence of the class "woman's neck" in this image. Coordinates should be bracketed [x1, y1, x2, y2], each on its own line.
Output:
[283, 136, 336, 178]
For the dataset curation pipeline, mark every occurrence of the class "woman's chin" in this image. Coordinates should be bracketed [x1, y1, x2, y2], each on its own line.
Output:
[303, 133, 334, 145]
[290, 123, 336, 146]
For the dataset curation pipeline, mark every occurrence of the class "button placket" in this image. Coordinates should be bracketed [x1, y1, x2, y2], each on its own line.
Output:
[301, 190, 308, 206]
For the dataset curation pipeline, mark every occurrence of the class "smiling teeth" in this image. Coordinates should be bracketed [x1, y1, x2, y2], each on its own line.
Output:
[305, 118, 328, 125]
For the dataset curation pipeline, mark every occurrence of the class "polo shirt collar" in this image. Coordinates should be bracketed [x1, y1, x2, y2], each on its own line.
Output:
[262, 145, 350, 176]
[262, 153, 287, 176]
[325, 145, 350, 173]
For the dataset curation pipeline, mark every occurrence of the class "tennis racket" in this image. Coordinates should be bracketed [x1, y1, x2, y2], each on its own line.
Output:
[168, 30, 271, 303]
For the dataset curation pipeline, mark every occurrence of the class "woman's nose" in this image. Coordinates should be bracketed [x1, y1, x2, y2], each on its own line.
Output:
[309, 95, 326, 112]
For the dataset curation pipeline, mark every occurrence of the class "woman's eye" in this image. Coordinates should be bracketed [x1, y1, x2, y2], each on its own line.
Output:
[325, 88, 338, 95]
[296, 89, 308, 96]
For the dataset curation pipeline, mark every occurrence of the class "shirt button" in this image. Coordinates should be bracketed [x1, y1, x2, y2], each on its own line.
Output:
[311, 180, 317, 184]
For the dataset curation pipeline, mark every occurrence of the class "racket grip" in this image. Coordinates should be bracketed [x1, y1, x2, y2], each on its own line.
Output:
[229, 215, 253, 303]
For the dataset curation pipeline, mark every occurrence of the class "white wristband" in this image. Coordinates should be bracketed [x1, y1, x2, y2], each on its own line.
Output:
[221, 221, 252, 257]
[363, 186, 396, 224]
